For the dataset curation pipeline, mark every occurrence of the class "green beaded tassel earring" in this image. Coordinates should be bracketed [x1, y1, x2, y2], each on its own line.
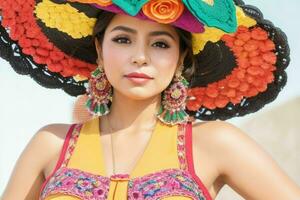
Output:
[157, 66, 190, 125]
[85, 67, 112, 116]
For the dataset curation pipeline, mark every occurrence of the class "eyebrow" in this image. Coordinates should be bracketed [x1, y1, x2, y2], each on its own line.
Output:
[110, 25, 176, 41]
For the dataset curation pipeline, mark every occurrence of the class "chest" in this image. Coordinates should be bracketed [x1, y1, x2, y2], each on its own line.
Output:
[41, 119, 215, 200]
[43, 151, 218, 199]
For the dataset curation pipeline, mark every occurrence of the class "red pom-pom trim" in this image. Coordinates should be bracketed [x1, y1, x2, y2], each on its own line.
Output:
[0, 0, 96, 78]
[187, 26, 277, 111]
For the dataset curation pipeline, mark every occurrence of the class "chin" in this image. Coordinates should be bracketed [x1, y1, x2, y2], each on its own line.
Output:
[120, 88, 161, 101]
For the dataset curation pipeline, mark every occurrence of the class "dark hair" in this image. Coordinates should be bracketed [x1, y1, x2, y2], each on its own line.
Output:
[92, 11, 195, 81]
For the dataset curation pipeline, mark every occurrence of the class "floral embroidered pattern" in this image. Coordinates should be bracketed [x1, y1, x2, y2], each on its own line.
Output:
[177, 123, 188, 170]
[40, 167, 110, 200]
[40, 122, 207, 200]
[41, 167, 206, 200]
[61, 124, 82, 168]
[128, 168, 206, 200]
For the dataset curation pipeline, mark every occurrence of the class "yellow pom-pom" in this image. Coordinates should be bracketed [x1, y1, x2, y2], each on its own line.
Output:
[236, 6, 257, 27]
[35, 0, 97, 39]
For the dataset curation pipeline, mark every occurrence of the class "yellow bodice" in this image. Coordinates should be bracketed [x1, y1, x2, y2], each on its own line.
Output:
[39, 117, 212, 200]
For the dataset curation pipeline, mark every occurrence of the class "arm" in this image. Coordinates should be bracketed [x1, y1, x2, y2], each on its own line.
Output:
[1, 124, 69, 200]
[207, 121, 300, 200]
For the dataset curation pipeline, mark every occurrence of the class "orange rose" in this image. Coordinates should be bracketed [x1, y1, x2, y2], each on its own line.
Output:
[93, 0, 112, 6]
[67, 0, 112, 7]
[142, 0, 184, 24]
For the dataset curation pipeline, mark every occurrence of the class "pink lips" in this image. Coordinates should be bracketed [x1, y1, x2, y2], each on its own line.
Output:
[124, 72, 153, 84]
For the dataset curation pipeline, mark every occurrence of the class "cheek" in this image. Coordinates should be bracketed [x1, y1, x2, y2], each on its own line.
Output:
[101, 43, 129, 80]
[151, 49, 179, 86]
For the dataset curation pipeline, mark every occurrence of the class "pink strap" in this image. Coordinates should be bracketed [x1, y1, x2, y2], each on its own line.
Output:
[185, 122, 213, 200]
[39, 123, 77, 196]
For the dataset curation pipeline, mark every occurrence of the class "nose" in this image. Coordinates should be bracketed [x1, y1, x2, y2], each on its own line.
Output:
[130, 42, 150, 67]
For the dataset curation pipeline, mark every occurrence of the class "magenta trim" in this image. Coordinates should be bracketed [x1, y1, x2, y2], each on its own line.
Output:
[38, 123, 77, 197]
[185, 122, 213, 200]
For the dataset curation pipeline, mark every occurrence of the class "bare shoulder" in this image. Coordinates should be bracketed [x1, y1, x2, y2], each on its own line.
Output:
[191, 120, 249, 153]
[191, 120, 244, 154]
[1, 123, 72, 200]
[35, 123, 72, 176]
[191, 120, 255, 174]
[34, 123, 72, 162]
[190, 120, 252, 198]
[192, 120, 243, 139]
[192, 120, 300, 199]
[36, 123, 72, 145]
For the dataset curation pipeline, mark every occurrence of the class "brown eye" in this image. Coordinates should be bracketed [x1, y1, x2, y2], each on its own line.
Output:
[153, 41, 170, 49]
[112, 37, 131, 44]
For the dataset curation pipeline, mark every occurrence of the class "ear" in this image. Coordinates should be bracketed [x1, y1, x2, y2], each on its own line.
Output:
[94, 38, 103, 66]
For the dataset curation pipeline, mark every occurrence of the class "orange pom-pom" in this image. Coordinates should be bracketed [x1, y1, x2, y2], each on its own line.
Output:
[263, 52, 277, 64]
[250, 56, 264, 66]
[226, 89, 236, 98]
[251, 27, 268, 40]
[234, 39, 245, 46]
[215, 96, 229, 108]
[237, 32, 251, 42]
[205, 87, 219, 98]
[187, 26, 277, 112]
[238, 82, 250, 92]
[202, 97, 216, 110]
[186, 99, 202, 111]
[244, 40, 259, 52]
[247, 88, 259, 97]
[228, 78, 240, 88]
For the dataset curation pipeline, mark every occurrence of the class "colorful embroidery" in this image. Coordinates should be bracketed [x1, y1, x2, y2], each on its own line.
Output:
[177, 123, 188, 170]
[40, 122, 208, 200]
[128, 168, 206, 200]
[40, 167, 110, 200]
[41, 167, 207, 200]
[61, 123, 82, 168]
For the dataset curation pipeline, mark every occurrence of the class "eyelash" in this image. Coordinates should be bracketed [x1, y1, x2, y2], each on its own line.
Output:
[112, 37, 170, 49]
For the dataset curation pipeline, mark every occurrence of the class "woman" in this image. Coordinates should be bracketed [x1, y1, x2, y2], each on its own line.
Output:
[0, 0, 299, 199]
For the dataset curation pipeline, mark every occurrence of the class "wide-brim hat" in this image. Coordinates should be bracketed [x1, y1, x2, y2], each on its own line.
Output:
[0, 0, 290, 120]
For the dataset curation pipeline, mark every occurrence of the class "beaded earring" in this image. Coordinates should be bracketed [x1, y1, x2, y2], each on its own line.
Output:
[157, 66, 190, 125]
[85, 67, 112, 116]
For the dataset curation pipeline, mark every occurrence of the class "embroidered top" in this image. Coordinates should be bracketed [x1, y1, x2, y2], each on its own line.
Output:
[39, 117, 213, 200]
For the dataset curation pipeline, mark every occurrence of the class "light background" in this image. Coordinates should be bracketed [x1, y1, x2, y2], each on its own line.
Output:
[0, 0, 299, 199]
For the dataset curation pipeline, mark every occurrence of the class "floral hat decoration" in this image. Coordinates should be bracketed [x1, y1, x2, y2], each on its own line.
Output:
[0, 0, 290, 121]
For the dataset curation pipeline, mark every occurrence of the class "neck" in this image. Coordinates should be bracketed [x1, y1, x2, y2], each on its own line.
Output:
[103, 90, 161, 132]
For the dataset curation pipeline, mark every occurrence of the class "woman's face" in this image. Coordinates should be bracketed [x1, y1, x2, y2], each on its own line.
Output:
[96, 14, 185, 100]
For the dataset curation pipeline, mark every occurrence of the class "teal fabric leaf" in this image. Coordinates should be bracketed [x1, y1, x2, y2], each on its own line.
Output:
[182, 0, 237, 33]
[112, 0, 149, 16]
